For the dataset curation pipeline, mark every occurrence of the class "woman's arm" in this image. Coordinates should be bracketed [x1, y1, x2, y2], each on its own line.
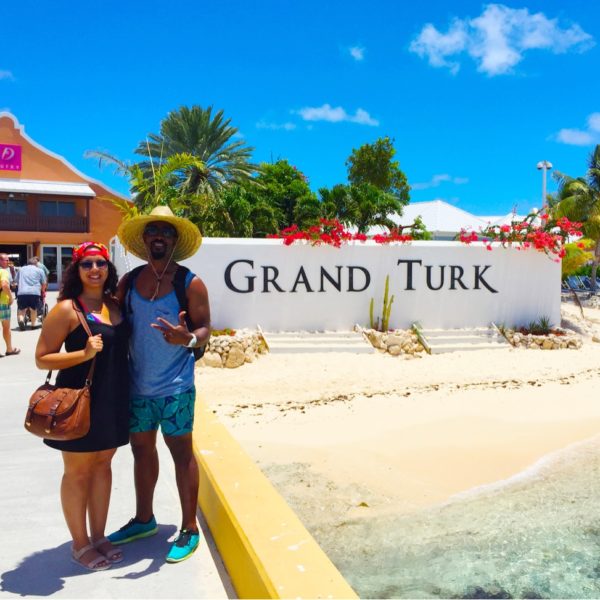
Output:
[35, 300, 102, 370]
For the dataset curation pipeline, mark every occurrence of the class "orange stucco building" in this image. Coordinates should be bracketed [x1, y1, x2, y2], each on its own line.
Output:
[0, 112, 130, 288]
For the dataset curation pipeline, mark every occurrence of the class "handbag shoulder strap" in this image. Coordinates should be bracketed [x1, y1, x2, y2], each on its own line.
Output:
[71, 300, 97, 385]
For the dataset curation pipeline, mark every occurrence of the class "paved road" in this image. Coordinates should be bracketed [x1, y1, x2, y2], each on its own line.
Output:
[0, 293, 234, 599]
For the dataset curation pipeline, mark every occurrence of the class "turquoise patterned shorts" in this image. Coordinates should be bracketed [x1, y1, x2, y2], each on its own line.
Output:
[129, 386, 195, 436]
[0, 304, 10, 321]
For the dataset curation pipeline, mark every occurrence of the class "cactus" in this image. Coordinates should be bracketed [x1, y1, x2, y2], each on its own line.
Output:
[369, 275, 394, 331]
[369, 297, 378, 330]
[381, 275, 395, 331]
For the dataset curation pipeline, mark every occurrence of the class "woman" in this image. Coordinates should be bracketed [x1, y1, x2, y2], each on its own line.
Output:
[35, 242, 129, 571]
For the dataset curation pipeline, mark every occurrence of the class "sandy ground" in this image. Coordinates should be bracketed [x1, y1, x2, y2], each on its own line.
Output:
[198, 300, 600, 520]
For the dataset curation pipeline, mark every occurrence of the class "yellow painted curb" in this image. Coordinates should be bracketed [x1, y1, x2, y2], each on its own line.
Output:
[193, 395, 358, 599]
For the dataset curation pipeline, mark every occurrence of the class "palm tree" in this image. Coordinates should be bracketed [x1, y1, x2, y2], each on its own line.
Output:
[319, 183, 402, 233]
[85, 150, 209, 219]
[555, 144, 600, 289]
[136, 105, 258, 197]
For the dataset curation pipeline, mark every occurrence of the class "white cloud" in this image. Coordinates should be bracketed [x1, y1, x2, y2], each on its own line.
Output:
[349, 46, 365, 61]
[555, 112, 600, 145]
[556, 128, 595, 146]
[412, 174, 469, 190]
[409, 20, 467, 75]
[256, 120, 296, 131]
[0, 70, 14, 81]
[409, 4, 594, 76]
[297, 104, 379, 126]
[588, 113, 600, 132]
[351, 108, 378, 126]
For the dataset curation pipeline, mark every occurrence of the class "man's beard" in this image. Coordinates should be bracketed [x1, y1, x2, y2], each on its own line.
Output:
[150, 243, 167, 260]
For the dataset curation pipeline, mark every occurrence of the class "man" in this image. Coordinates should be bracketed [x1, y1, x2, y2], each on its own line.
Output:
[31, 257, 49, 319]
[32, 256, 50, 279]
[15, 257, 47, 330]
[0, 253, 19, 356]
[109, 206, 210, 563]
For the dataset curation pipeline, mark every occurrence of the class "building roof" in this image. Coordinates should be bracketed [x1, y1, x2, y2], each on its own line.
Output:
[367, 200, 525, 236]
[0, 112, 129, 201]
[392, 200, 489, 232]
[0, 179, 95, 196]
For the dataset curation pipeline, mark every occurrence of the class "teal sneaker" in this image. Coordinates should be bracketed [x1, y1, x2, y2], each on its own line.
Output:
[166, 529, 200, 563]
[108, 516, 158, 545]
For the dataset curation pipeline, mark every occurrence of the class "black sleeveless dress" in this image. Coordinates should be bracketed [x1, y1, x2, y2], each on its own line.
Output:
[44, 319, 130, 452]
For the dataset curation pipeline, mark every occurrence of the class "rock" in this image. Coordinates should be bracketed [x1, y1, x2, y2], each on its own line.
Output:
[387, 344, 402, 356]
[542, 338, 554, 350]
[593, 335, 600, 343]
[366, 330, 386, 349]
[225, 346, 246, 368]
[244, 349, 256, 363]
[386, 334, 406, 347]
[203, 351, 223, 368]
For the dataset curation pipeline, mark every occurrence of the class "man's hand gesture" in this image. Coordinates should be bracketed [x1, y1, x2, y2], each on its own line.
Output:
[151, 311, 193, 346]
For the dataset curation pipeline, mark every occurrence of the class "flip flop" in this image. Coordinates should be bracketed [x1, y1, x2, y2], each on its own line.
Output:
[5, 348, 20, 356]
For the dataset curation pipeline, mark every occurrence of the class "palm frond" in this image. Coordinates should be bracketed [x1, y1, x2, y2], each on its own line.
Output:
[84, 150, 131, 176]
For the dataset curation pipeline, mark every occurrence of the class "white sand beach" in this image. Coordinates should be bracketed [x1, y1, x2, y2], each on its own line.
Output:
[200, 300, 600, 516]
[199, 300, 600, 597]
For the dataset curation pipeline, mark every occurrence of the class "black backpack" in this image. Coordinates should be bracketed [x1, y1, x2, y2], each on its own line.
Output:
[125, 265, 205, 361]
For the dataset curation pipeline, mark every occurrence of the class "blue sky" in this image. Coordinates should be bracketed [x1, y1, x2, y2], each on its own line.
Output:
[2, 0, 599, 216]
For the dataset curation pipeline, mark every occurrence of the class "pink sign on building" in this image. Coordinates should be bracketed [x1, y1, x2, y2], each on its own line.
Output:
[0, 144, 22, 171]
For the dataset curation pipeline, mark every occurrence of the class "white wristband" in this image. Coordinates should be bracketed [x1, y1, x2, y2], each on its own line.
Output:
[186, 334, 198, 348]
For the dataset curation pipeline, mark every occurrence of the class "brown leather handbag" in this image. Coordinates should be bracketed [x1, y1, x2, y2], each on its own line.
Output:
[24, 303, 96, 441]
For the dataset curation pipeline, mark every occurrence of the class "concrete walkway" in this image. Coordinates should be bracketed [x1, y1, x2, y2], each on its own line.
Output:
[0, 293, 234, 599]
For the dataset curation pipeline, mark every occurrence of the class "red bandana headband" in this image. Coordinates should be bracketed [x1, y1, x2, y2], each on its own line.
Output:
[72, 242, 110, 263]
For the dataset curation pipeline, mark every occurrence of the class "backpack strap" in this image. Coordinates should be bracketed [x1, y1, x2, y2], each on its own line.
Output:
[173, 266, 205, 360]
[172, 266, 191, 325]
[125, 265, 145, 319]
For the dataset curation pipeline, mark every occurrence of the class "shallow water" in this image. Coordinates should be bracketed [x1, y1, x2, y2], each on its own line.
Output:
[263, 436, 600, 599]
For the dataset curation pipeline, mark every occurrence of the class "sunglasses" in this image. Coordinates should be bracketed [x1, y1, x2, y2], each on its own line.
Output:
[144, 224, 177, 238]
[79, 260, 108, 270]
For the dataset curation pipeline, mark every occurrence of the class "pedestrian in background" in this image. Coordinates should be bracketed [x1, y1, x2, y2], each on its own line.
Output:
[16, 257, 46, 330]
[0, 253, 19, 356]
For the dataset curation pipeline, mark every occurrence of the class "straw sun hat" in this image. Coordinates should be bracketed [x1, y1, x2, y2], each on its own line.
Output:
[117, 205, 202, 261]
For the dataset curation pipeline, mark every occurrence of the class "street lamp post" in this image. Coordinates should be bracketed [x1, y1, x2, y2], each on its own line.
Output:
[536, 160, 553, 213]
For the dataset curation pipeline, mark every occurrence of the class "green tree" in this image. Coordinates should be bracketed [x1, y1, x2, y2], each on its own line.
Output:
[319, 184, 355, 225]
[85, 150, 207, 218]
[346, 183, 403, 233]
[318, 183, 405, 233]
[254, 160, 318, 229]
[208, 185, 279, 237]
[562, 240, 593, 278]
[346, 136, 411, 204]
[555, 144, 600, 289]
[408, 215, 433, 240]
[136, 105, 258, 197]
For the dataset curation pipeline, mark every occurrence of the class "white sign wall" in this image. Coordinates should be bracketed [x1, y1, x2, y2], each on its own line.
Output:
[111, 238, 561, 332]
